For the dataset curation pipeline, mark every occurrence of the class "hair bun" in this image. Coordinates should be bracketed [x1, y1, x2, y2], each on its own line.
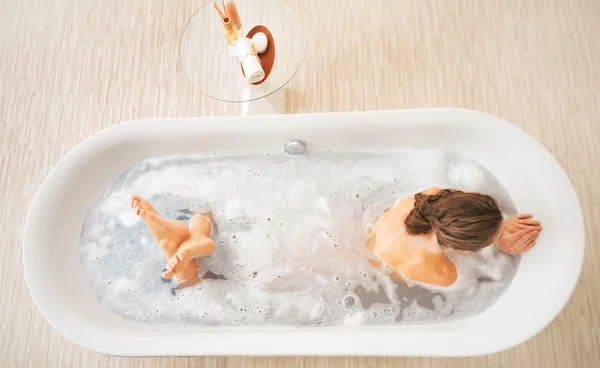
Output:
[405, 192, 434, 234]
[405, 189, 457, 235]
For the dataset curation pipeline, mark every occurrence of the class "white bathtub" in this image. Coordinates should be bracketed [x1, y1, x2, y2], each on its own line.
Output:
[23, 108, 584, 357]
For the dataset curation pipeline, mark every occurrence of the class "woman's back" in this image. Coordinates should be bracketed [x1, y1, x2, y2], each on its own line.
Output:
[371, 188, 459, 287]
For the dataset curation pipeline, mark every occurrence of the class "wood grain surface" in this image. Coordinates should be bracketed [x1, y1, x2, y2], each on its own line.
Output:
[1, 0, 599, 367]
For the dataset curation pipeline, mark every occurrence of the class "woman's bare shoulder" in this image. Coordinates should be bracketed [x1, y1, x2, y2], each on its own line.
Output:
[378, 187, 445, 231]
[390, 187, 442, 212]
[420, 187, 442, 195]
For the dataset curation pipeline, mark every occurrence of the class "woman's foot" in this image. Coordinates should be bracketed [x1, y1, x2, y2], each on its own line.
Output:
[130, 194, 156, 219]
[161, 237, 216, 279]
[130, 195, 190, 249]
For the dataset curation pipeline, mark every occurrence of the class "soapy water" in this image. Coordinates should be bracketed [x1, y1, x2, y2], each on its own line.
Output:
[79, 149, 519, 327]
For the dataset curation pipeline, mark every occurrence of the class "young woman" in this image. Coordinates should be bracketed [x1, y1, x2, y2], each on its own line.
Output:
[368, 187, 543, 287]
[130, 188, 542, 288]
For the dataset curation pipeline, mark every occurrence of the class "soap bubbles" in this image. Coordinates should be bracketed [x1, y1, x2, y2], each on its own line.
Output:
[447, 156, 485, 191]
[344, 295, 356, 308]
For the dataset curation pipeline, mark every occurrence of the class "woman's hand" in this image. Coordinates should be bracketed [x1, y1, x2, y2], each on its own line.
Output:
[504, 213, 542, 233]
[497, 214, 543, 255]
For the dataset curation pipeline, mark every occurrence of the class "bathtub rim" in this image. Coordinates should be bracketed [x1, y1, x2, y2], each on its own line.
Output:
[22, 108, 586, 356]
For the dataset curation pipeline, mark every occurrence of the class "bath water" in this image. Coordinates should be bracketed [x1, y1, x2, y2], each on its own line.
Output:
[79, 149, 519, 327]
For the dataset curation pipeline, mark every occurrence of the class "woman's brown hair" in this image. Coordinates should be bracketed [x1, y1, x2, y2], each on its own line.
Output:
[404, 189, 503, 252]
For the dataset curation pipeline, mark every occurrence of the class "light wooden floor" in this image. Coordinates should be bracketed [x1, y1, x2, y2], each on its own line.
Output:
[2, 0, 599, 366]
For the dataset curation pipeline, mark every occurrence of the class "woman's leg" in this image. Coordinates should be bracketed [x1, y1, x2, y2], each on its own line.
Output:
[189, 212, 213, 237]
[130, 195, 198, 281]
[161, 214, 216, 279]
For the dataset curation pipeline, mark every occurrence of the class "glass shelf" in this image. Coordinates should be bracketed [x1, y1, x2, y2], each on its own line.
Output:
[180, 0, 305, 103]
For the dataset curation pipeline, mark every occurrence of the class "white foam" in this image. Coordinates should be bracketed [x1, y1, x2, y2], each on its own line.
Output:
[79, 149, 519, 327]
[448, 157, 486, 191]
[117, 212, 140, 228]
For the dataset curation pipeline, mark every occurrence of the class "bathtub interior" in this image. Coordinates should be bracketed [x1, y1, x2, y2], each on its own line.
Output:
[23, 109, 584, 356]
